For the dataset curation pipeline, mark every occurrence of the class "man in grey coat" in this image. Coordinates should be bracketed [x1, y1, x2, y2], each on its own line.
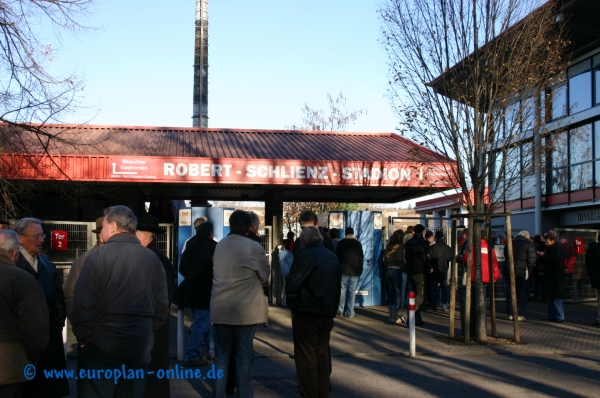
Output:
[211, 210, 270, 398]
[71, 206, 169, 397]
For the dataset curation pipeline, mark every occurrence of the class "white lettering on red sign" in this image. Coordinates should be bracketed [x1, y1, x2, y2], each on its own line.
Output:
[164, 163, 232, 177]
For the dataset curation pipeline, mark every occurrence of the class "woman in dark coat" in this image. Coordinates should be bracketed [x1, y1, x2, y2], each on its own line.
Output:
[539, 234, 565, 322]
[383, 230, 407, 324]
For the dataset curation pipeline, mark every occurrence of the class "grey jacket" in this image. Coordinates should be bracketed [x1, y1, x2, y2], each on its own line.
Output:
[211, 233, 270, 325]
[71, 233, 169, 365]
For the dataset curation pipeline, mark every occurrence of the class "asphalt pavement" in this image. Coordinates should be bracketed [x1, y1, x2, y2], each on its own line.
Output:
[64, 299, 600, 397]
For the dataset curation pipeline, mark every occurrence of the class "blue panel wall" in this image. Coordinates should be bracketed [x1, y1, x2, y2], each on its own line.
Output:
[342, 211, 381, 307]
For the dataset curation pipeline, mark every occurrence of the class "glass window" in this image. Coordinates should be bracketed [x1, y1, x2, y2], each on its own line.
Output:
[551, 131, 569, 168]
[504, 102, 520, 137]
[570, 124, 592, 162]
[521, 96, 536, 132]
[595, 69, 600, 105]
[552, 168, 569, 193]
[569, 71, 592, 114]
[551, 83, 567, 119]
[522, 174, 536, 198]
[595, 161, 600, 187]
[595, 120, 600, 159]
[522, 141, 534, 175]
[571, 163, 593, 190]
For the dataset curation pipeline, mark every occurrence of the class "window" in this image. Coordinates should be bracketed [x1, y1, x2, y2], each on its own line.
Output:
[505, 146, 520, 200]
[570, 124, 592, 162]
[550, 83, 567, 120]
[551, 131, 568, 168]
[521, 96, 536, 132]
[569, 72, 592, 113]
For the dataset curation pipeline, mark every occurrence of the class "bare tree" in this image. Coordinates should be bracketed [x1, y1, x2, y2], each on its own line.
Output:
[287, 92, 366, 131]
[379, 0, 568, 340]
[284, 92, 365, 232]
[0, 0, 96, 219]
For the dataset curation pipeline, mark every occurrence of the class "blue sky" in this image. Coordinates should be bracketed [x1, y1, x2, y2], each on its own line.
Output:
[49, 0, 398, 132]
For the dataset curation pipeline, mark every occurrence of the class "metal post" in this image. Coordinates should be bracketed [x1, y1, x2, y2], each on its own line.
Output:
[505, 211, 521, 343]
[408, 291, 416, 357]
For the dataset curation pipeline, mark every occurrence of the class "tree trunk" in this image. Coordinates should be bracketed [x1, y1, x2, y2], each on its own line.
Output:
[473, 219, 487, 341]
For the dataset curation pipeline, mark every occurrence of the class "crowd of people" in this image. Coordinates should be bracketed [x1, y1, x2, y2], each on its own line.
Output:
[2, 210, 599, 398]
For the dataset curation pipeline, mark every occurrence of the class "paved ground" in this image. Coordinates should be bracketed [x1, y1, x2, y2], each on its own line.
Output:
[64, 299, 600, 397]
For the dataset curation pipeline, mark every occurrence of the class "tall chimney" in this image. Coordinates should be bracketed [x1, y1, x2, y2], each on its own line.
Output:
[192, 0, 208, 127]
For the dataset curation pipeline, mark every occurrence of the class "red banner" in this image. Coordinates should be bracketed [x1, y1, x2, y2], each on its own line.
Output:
[51, 230, 68, 251]
[106, 156, 456, 188]
[573, 237, 584, 255]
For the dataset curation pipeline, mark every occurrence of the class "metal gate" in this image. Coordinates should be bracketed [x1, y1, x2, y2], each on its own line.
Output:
[40, 220, 173, 285]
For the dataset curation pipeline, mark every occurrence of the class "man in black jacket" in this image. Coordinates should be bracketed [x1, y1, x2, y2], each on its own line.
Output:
[72, 205, 169, 397]
[504, 230, 536, 321]
[15, 217, 69, 398]
[286, 226, 341, 398]
[404, 224, 430, 326]
[428, 231, 453, 312]
[135, 212, 177, 398]
[335, 227, 364, 318]
[0, 230, 49, 398]
[180, 221, 217, 366]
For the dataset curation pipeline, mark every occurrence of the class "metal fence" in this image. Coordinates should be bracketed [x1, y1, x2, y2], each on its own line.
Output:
[39, 220, 173, 285]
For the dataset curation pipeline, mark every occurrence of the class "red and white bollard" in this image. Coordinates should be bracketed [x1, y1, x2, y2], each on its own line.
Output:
[409, 291, 416, 358]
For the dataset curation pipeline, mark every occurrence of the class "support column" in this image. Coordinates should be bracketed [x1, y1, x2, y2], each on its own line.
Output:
[265, 189, 284, 305]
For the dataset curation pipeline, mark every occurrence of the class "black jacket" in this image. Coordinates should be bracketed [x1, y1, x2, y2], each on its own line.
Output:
[336, 236, 364, 276]
[405, 234, 431, 275]
[286, 242, 342, 317]
[16, 252, 69, 397]
[585, 241, 600, 288]
[504, 236, 537, 279]
[539, 243, 564, 300]
[428, 241, 452, 280]
[180, 236, 217, 309]
[71, 232, 169, 366]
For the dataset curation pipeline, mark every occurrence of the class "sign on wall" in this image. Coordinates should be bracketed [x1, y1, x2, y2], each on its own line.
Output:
[51, 230, 68, 251]
[574, 237, 585, 255]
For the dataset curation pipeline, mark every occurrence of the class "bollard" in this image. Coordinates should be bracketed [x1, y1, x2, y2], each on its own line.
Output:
[409, 291, 416, 358]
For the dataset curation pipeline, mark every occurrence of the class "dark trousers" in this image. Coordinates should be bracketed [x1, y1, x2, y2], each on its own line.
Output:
[505, 277, 528, 317]
[77, 344, 147, 398]
[409, 273, 425, 308]
[292, 312, 334, 398]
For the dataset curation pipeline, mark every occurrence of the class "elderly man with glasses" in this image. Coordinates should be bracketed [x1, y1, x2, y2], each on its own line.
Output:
[14, 218, 69, 398]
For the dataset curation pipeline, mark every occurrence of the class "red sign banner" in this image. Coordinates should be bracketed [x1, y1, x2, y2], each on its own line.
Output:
[573, 237, 584, 255]
[107, 156, 456, 188]
[51, 230, 68, 251]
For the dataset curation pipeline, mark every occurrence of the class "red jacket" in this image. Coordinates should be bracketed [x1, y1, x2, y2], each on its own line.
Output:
[462, 239, 500, 283]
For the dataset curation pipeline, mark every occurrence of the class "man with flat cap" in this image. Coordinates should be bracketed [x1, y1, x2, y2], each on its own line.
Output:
[136, 212, 176, 398]
[64, 217, 104, 319]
